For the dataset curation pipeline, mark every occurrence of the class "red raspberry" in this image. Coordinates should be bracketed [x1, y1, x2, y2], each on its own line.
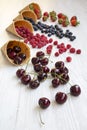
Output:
[76, 49, 81, 54]
[49, 38, 53, 43]
[69, 48, 76, 53]
[66, 44, 71, 49]
[53, 41, 58, 45]
[54, 52, 59, 57]
[66, 56, 72, 62]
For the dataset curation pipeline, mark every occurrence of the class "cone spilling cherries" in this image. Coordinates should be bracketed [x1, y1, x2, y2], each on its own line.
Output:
[1, 40, 30, 65]
[16, 51, 81, 109]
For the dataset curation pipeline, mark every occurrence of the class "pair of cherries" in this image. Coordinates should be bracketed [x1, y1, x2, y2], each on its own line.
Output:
[39, 85, 81, 109]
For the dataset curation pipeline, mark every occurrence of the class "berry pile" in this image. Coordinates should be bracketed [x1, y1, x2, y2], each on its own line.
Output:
[46, 41, 81, 62]
[15, 25, 50, 48]
[7, 45, 26, 64]
[16, 51, 81, 109]
[24, 17, 76, 41]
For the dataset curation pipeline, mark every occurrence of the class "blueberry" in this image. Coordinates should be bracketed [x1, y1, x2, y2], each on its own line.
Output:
[70, 36, 76, 41]
[33, 26, 38, 31]
[48, 33, 52, 37]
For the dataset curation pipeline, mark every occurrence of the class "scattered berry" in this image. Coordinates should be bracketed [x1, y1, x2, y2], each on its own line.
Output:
[55, 92, 67, 104]
[76, 49, 81, 54]
[38, 97, 50, 109]
[66, 56, 72, 62]
[69, 48, 76, 53]
[70, 85, 81, 96]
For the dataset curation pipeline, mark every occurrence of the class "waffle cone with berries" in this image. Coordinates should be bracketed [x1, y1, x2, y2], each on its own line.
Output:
[1, 40, 30, 66]
[6, 19, 33, 38]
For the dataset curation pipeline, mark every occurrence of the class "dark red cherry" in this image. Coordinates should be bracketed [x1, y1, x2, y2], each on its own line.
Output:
[52, 78, 60, 88]
[42, 66, 50, 73]
[18, 53, 26, 60]
[40, 57, 49, 66]
[13, 46, 21, 53]
[16, 69, 25, 78]
[21, 74, 31, 85]
[60, 74, 69, 84]
[29, 79, 40, 89]
[36, 51, 45, 58]
[37, 72, 47, 82]
[38, 97, 50, 109]
[55, 92, 67, 104]
[31, 57, 40, 65]
[8, 51, 17, 59]
[34, 64, 42, 72]
[70, 85, 81, 96]
[14, 56, 23, 64]
[51, 68, 60, 77]
[55, 61, 64, 69]
[7, 48, 13, 54]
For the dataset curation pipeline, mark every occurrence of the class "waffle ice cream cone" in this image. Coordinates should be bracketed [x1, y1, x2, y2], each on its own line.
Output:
[6, 19, 33, 38]
[1, 40, 30, 66]
[13, 10, 37, 23]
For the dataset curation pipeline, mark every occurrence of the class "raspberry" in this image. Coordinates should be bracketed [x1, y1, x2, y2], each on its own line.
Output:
[53, 41, 58, 45]
[76, 49, 81, 54]
[69, 48, 76, 53]
[54, 52, 59, 57]
[46, 45, 53, 54]
[49, 38, 53, 43]
[66, 44, 71, 49]
[66, 56, 72, 62]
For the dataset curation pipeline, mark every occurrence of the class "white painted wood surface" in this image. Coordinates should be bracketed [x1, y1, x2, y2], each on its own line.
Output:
[0, 0, 87, 130]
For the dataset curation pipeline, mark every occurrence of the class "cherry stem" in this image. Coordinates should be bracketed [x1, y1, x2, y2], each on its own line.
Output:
[57, 74, 72, 86]
[39, 110, 45, 125]
[25, 59, 30, 71]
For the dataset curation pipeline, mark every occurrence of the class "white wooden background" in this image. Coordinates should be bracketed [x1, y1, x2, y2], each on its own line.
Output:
[0, 0, 87, 130]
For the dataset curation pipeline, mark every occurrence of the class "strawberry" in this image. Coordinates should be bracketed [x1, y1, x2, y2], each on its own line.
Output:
[51, 16, 57, 22]
[29, 4, 34, 10]
[50, 11, 56, 17]
[43, 12, 49, 17]
[58, 19, 63, 24]
[42, 16, 48, 21]
[71, 19, 80, 26]
[70, 16, 77, 21]
[62, 20, 69, 27]
[34, 9, 42, 19]
[57, 13, 64, 18]
[61, 15, 68, 20]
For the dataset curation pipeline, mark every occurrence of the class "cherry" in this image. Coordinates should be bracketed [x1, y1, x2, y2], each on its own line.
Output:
[16, 69, 25, 78]
[7, 48, 13, 54]
[52, 78, 60, 88]
[42, 66, 50, 73]
[38, 97, 50, 109]
[31, 57, 40, 65]
[51, 68, 60, 77]
[21, 74, 31, 85]
[37, 72, 47, 82]
[55, 92, 67, 104]
[8, 51, 17, 59]
[70, 85, 81, 96]
[14, 56, 23, 64]
[13, 46, 21, 53]
[18, 53, 26, 60]
[36, 51, 45, 58]
[55, 61, 64, 69]
[40, 57, 49, 66]
[34, 64, 42, 73]
[60, 74, 69, 84]
[29, 79, 40, 89]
